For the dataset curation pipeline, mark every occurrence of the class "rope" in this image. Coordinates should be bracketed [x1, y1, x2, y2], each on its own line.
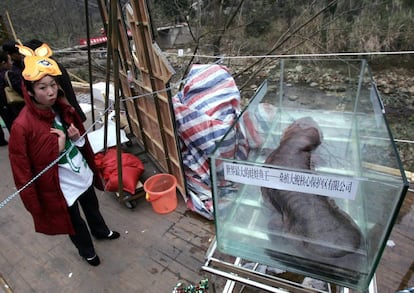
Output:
[164, 50, 414, 59]
[0, 105, 113, 210]
[1, 57, 413, 209]
[55, 48, 414, 58]
[0, 61, 199, 210]
[0, 152, 69, 209]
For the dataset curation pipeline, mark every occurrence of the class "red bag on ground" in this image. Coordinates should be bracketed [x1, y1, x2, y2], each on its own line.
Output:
[95, 148, 144, 194]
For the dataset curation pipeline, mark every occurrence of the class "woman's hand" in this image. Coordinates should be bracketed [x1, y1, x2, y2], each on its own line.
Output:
[50, 128, 66, 153]
[67, 123, 81, 141]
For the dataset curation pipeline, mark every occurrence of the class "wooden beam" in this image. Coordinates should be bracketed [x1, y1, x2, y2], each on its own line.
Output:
[0, 273, 13, 293]
[363, 162, 414, 182]
[5, 11, 21, 45]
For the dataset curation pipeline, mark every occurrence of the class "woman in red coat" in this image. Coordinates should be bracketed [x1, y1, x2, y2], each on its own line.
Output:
[8, 43, 119, 266]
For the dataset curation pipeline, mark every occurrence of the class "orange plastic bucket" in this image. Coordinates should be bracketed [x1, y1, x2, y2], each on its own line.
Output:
[144, 174, 177, 214]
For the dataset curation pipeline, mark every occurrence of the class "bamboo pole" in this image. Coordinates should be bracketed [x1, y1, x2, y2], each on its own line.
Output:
[5, 11, 21, 45]
[0, 273, 13, 293]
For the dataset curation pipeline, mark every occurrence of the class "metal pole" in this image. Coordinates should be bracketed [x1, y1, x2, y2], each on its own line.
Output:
[99, 0, 112, 152]
[84, 0, 96, 129]
[109, 0, 124, 200]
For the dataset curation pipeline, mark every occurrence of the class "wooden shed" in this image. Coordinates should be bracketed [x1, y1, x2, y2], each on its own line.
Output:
[95, 0, 188, 203]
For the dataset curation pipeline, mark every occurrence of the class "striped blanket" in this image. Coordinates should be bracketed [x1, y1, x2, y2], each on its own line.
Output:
[172, 64, 249, 219]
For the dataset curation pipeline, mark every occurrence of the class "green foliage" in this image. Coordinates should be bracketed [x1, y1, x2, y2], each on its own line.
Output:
[339, 2, 414, 52]
[245, 20, 271, 36]
[0, 0, 102, 48]
[1, 0, 413, 54]
[152, 0, 192, 24]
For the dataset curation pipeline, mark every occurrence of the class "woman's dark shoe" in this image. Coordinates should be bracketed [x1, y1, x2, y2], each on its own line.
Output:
[396, 288, 414, 293]
[107, 231, 120, 239]
[0, 140, 7, 146]
[84, 254, 100, 266]
[95, 230, 120, 240]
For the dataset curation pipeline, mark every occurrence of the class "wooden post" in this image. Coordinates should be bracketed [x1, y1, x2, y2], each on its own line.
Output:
[0, 273, 13, 293]
[84, 0, 96, 129]
[5, 11, 21, 45]
[109, 0, 124, 200]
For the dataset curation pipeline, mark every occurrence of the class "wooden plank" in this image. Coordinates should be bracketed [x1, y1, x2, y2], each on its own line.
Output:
[363, 162, 414, 182]
[105, 0, 179, 180]
[0, 137, 214, 292]
[1, 142, 414, 292]
[376, 191, 414, 292]
[0, 273, 13, 293]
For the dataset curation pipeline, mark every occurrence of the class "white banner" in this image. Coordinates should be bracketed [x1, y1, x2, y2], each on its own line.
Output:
[223, 162, 359, 200]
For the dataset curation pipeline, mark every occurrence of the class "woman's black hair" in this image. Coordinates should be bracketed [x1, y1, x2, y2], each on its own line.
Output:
[23, 79, 35, 94]
[23, 39, 44, 50]
[0, 50, 9, 63]
[2, 40, 19, 54]
[26, 76, 68, 129]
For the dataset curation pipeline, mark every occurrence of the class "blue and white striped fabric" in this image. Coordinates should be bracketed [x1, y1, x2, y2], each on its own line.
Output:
[173, 64, 249, 219]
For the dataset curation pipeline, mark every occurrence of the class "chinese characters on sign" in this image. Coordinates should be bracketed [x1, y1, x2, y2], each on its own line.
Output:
[223, 162, 358, 200]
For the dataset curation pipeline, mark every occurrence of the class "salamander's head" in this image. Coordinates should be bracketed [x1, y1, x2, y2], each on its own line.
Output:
[280, 117, 323, 151]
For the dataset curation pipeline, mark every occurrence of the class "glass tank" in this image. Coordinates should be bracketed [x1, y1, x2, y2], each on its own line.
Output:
[209, 59, 409, 291]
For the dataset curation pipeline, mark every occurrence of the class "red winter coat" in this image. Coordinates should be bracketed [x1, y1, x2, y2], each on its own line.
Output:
[8, 85, 104, 235]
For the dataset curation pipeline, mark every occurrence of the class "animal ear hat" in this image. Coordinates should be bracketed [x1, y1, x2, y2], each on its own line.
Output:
[17, 43, 62, 81]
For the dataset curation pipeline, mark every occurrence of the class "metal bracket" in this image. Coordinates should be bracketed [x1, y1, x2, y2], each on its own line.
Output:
[202, 238, 377, 293]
